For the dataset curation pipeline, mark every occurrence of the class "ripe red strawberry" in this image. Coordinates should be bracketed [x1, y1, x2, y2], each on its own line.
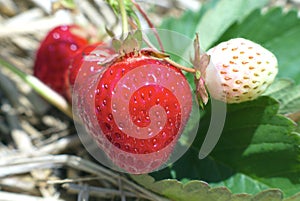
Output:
[205, 38, 278, 103]
[75, 49, 193, 173]
[33, 25, 88, 98]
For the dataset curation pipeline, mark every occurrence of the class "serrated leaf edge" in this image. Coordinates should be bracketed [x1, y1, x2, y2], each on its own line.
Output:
[131, 174, 300, 201]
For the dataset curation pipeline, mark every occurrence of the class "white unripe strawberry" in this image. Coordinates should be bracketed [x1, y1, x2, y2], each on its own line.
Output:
[205, 38, 278, 103]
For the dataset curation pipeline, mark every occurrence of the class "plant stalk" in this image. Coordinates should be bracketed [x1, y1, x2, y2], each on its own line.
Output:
[0, 58, 73, 118]
[131, 0, 164, 52]
[164, 58, 196, 74]
[119, 0, 129, 38]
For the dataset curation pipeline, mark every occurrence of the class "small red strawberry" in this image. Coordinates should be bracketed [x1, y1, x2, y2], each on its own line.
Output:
[205, 38, 278, 103]
[75, 48, 193, 173]
[33, 25, 88, 98]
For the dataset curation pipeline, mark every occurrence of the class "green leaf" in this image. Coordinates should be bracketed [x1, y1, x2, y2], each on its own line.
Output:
[207, 97, 300, 197]
[131, 174, 230, 201]
[132, 174, 287, 201]
[149, 97, 300, 197]
[216, 7, 300, 83]
[195, 0, 269, 50]
[284, 193, 300, 201]
[132, 174, 226, 201]
[263, 79, 294, 96]
[210, 173, 270, 194]
[159, 0, 218, 39]
[264, 79, 300, 115]
[160, 0, 268, 46]
[252, 190, 283, 201]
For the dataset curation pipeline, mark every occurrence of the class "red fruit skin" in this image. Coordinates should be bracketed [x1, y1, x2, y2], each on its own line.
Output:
[33, 25, 88, 98]
[80, 53, 193, 174]
[66, 43, 115, 102]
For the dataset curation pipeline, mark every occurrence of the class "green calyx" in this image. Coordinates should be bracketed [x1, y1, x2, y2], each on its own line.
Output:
[195, 70, 201, 80]
[112, 30, 143, 54]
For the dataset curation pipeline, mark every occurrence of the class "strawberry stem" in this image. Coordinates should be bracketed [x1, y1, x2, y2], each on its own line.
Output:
[164, 58, 197, 74]
[130, 0, 164, 52]
[0, 58, 73, 118]
[119, 0, 129, 38]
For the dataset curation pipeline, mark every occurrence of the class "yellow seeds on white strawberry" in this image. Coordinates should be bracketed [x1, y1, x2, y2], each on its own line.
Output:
[205, 38, 278, 103]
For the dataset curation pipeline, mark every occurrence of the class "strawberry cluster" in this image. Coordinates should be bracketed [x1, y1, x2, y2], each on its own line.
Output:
[33, 25, 193, 173]
[33, 25, 278, 174]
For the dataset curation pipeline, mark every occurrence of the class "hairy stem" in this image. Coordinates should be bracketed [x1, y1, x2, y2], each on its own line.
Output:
[119, 0, 129, 38]
[164, 58, 196, 74]
[130, 0, 164, 52]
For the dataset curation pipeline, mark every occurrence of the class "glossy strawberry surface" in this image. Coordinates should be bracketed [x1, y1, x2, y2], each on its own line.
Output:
[65, 43, 115, 102]
[96, 57, 181, 154]
[83, 52, 193, 173]
[33, 25, 88, 98]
